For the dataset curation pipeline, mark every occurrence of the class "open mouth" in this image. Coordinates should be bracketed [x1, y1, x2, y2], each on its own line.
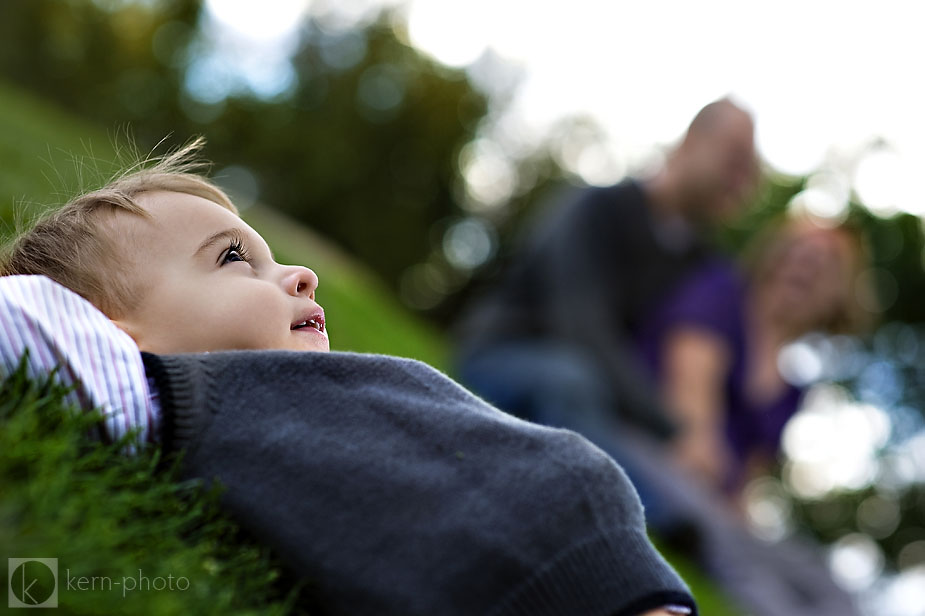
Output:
[291, 315, 325, 334]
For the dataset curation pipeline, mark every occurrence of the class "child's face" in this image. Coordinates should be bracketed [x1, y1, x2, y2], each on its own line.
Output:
[112, 190, 329, 354]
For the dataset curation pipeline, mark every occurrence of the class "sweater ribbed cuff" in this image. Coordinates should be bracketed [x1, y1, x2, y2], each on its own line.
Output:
[490, 530, 697, 616]
[141, 352, 212, 457]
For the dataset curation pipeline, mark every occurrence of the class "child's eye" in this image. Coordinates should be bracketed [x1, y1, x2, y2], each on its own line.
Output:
[224, 250, 245, 263]
[221, 239, 251, 266]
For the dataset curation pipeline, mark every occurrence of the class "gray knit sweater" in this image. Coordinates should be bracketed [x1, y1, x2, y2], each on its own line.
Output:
[142, 350, 696, 616]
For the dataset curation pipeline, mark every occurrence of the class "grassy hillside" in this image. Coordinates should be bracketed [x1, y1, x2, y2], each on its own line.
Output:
[0, 81, 736, 614]
[0, 83, 118, 227]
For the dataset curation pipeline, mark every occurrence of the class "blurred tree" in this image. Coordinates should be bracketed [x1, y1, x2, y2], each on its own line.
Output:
[0, 0, 195, 142]
[212, 20, 487, 289]
[0, 0, 486, 298]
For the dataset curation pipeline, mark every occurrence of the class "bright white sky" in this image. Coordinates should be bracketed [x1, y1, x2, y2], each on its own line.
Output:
[205, 0, 925, 218]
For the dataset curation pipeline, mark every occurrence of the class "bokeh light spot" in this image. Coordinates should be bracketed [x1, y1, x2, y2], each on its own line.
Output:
[856, 494, 901, 540]
[459, 139, 517, 210]
[205, 0, 309, 42]
[828, 533, 884, 591]
[443, 217, 496, 271]
[215, 165, 260, 211]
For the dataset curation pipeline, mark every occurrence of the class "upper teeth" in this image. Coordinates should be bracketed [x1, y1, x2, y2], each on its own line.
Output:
[295, 319, 322, 331]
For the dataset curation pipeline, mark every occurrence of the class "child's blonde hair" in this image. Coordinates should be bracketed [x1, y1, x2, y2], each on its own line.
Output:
[1, 137, 236, 318]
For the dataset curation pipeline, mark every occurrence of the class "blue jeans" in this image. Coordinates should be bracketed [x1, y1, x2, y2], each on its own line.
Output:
[459, 341, 617, 436]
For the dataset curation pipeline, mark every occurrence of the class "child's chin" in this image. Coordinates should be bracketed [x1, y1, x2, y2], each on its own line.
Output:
[312, 336, 331, 352]
[292, 339, 330, 353]
[286, 330, 330, 352]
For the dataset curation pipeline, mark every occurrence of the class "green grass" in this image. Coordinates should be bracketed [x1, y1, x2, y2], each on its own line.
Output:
[1, 358, 296, 615]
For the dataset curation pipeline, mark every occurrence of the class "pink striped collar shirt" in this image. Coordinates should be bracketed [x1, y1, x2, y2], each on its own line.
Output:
[0, 275, 156, 445]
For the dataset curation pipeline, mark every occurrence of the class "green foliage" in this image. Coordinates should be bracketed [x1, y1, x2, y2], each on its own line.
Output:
[229, 19, 487, 289]
[716, 172, 802, 253]
[858, 211, 925, 323]
[791, 483, 925, 573]
[0, 0, 195, 141]
[0, 358, 295, 614]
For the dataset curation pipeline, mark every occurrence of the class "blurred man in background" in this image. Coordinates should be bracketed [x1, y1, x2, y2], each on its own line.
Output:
[456, 97, 758, 441]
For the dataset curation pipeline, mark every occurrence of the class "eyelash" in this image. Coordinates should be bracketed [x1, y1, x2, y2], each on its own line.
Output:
[221, 237, 252, 266]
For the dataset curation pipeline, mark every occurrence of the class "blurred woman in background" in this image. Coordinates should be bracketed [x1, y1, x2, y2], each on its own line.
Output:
[637, 216, 873, 503]
[612, 216, 874, 616]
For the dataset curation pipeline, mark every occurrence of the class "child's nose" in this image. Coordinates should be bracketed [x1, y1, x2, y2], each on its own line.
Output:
[282, 266, 319, 300]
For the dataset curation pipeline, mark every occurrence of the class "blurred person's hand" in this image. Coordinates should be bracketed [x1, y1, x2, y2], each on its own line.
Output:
[662, 327, 733, 489]
[672, 427, 732, 490]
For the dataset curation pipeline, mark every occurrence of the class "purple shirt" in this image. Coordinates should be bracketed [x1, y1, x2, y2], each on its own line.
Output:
[637, 259, 803, 487]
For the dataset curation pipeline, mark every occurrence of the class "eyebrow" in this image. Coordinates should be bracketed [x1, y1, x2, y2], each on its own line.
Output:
[195, 228, 244, 262]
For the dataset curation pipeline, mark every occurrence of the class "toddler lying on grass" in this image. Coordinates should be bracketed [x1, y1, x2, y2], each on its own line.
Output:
[1, 139, 695, 616]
